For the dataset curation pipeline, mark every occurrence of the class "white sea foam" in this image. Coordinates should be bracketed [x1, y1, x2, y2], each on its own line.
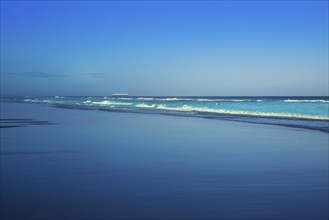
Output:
[136, 103, 156, 108]
[156, 98, 192, 101]
[156, 104, 180, 111]
[154, 104, 329, 120]
[24, 99, 53, 103]
[117, 97, 133, 100]
[24, 99, 33, 102]
[284, 99, 329, 103]
[197, 99, 252, 102]
[137, 97, 154, 100]
[89, 101, 133, 106]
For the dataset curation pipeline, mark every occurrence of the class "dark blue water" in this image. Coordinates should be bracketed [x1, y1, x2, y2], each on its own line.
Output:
[1, 103, 328, 220]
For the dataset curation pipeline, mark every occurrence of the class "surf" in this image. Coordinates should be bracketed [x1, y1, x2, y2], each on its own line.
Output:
[7, 96, 329, 132]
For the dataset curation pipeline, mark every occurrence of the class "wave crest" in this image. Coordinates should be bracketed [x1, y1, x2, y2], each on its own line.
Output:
[284, 99, 329, 103]
[137, 97, 154, 100]
[152, 104, 328, 120]
[136, 103, 156, 108]
[87, 101, 133, 106]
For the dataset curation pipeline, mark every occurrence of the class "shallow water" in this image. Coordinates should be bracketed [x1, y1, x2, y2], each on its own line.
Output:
[1, 103, 328, 220]
[2, 96, 329, 132]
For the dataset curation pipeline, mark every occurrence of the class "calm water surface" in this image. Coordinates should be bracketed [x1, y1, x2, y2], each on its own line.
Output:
[1, 103, 328, 220]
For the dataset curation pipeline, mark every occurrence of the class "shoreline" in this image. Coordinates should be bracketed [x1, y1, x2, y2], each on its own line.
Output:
[3, 101, 328, 133]
[2, 95, 328, 133]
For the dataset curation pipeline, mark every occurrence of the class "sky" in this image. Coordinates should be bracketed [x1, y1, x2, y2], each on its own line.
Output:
[1, 0, 328, 96]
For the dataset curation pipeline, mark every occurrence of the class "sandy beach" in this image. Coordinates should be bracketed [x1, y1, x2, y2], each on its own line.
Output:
[0, 102, 328, 220]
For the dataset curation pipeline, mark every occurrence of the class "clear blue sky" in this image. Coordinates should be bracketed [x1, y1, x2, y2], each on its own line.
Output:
[1, 0, 328, 96]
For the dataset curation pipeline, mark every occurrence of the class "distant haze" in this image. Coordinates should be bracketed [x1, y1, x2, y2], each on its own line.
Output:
[1, 1, 328, 96]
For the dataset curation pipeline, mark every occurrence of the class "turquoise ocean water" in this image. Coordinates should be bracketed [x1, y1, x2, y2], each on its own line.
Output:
[2, 96, 329, 132]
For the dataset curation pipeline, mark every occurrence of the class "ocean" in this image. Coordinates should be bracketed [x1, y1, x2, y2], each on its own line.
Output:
[2, 96, 329, 132]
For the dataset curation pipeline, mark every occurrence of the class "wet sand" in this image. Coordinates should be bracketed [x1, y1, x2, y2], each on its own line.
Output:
[1, 103, 328, 220]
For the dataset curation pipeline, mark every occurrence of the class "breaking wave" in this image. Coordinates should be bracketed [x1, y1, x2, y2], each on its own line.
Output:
[136, 103, 156, 108]
[117, 97, 134, 100]
[135, 104, 329, 120]
[137, 97, 154, 100]
[87, 101, 133, 106]
[197, 99, 253, 102]
[156, 98, 192, 101]
[17, 96, 329, 133]
[284, 99, 329, 103]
